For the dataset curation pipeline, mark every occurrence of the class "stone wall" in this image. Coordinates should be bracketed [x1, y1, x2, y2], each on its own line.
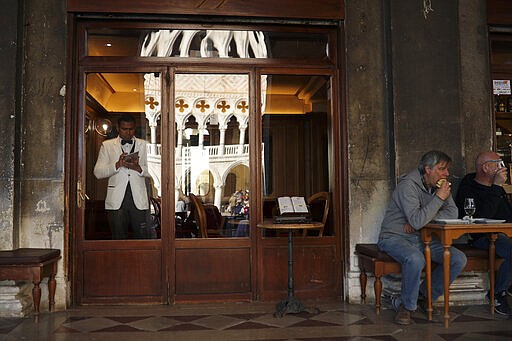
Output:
[0, 0, 67, 316]
[345, 0, 493, 303]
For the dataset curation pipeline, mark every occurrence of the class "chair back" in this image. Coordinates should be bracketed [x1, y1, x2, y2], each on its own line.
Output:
[189, 193, 209, 238]
[306, 191, 330, 236]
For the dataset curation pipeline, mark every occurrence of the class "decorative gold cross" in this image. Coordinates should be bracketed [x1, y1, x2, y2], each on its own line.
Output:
[145, 96, 159, 109]
[196, 100, 210, 113]
[237, 100, 248, 113]
[176, 99, 189, 112]
[217, 100, 230, 113]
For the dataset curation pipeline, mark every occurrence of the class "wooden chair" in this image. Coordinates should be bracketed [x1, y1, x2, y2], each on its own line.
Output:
[149, 197, 161, 238]
[303, 191, 330, 236]
[188, 193, 223, 238]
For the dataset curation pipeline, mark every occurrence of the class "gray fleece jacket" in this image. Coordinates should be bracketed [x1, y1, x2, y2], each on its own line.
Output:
[379, 169, 458, 241]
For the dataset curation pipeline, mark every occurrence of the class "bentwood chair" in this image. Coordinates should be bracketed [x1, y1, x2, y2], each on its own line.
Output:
[188, 193, 223, 238]
[303, 191, 330, 237]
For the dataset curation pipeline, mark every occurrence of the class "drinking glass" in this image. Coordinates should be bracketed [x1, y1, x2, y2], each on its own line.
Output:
[464, 198, 476, 222]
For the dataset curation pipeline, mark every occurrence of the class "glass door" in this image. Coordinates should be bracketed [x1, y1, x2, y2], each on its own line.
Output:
[77, 70, 166, 304]
[174, 73, 250, 239]
[172, 72, 254, 301]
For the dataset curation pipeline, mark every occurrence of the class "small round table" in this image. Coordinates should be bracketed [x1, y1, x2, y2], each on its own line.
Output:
[257, 220, 323, 317]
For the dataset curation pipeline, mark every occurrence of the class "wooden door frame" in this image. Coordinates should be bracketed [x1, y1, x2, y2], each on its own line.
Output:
[66, 18, 347, 305]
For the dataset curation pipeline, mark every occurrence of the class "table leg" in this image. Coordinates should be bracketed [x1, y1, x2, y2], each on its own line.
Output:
[32, 280, 41, 315]
[48, 273, 57, 312]
[489, 233, 498, 318]
[274, 230, 318, 317]
[442, 245, 451, 328]
[424, 239, 432, 321]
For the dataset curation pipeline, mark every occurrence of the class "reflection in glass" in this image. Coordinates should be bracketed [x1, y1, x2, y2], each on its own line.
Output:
[94, 118, 112, 136]
[174, 74, 250, 238]
[84, 72, 162, 240]
[261, 74, 333, 236]
[87, 27, 329, 60]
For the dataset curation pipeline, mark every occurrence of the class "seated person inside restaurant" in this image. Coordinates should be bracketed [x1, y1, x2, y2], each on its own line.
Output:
[378, 150, 467, 325]
[455, 151, 512, 316]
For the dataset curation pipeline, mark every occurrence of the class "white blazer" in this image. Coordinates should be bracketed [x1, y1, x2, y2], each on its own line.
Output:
[93, 137, 150, 210]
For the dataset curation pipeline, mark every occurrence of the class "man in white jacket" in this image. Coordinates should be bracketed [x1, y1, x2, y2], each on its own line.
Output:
[378, 150, 467, 325]
[94, 114, 150, 239]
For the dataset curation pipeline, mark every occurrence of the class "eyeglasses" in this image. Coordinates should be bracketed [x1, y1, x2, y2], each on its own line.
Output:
[482, 159, 506, 169]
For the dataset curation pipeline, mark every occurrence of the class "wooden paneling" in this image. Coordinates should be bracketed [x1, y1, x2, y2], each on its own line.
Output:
[67, 0, 344, 20]
[488, 0, 512, 25]
[260, 237, 338, 300]
[175, 247, 251, 294]
[263, 114, 328, 198]
[83, 249, 162, 298]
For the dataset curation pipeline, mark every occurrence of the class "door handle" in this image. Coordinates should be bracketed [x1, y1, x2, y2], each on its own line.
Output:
[77, 180, 90, 208]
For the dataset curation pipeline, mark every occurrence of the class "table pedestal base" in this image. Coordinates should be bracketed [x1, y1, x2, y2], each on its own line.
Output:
[274, 296, 319, 317]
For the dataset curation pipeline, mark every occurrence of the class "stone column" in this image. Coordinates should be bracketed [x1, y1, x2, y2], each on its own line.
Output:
[4, 0, 67, 315]
[219, 128, 226, 155]
[214, 184, 224, 209]
[198, 125, 205, 147]
[176, 128, 184, 157]
[0, 0, 19, 250]
[238, 126, 246, 154]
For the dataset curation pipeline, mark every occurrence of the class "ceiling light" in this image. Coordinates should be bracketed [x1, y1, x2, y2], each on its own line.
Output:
[105, 42, 112, 47]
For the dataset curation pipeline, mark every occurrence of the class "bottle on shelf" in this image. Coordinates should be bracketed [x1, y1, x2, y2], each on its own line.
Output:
[499, 97, 506, 112]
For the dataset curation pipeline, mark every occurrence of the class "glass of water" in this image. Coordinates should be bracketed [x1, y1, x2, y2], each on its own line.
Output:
[464, 198, 476, 222]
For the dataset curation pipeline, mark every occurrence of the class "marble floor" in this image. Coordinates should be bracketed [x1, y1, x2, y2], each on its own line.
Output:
[1, 299, 512, 341]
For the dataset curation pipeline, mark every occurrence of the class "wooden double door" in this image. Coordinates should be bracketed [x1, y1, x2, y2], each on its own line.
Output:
[71, 17, 344, 304]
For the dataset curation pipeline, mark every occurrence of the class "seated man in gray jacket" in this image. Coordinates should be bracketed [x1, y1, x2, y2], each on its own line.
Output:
[378, 150, 467, 325]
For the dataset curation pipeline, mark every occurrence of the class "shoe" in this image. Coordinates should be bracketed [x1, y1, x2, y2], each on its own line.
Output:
[394, 305, 412, 325]
[417, 295, 440, 317]
[507, 286, 512, 297]
[487, 291, 512, 316]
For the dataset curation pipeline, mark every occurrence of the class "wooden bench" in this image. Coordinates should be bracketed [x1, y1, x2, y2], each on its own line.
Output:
[355, 243, 503, 314]
[0, 248, 61, 315]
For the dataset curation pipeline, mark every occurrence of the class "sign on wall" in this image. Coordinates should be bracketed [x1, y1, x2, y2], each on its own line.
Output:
[493, 79, 511, 95]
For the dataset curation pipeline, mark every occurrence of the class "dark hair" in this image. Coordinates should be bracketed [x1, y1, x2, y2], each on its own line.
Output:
[418, 150, 452, 174]
[118, 113, 136, 125]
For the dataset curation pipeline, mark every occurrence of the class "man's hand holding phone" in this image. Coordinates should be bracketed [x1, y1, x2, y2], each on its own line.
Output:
[116, 151, 141, 172]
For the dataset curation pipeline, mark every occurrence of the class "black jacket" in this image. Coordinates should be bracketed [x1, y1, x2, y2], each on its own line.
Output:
[455, 173, 512, 238]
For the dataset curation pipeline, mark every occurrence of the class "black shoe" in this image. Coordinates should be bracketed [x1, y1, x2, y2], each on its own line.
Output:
[417, 296, 440, 316]
[488, 291, 512, 316]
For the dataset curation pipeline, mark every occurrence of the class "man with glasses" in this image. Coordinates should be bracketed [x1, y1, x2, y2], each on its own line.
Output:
[455, 151, 512, 316]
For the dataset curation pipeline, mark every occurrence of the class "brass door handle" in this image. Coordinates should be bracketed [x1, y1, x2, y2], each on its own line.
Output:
[77, 180, 90, 207]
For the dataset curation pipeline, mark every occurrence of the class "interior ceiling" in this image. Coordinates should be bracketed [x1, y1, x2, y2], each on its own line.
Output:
[87, 73, 326, 113]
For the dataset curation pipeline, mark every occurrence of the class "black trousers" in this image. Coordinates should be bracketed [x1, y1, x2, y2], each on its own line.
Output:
[107, 183, 148, 239]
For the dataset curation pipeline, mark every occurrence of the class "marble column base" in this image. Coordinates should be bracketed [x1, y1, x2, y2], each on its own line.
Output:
[0, 280, 34, 317]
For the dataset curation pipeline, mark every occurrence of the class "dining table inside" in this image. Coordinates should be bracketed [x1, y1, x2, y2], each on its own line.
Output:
[421, 220, 512, 328]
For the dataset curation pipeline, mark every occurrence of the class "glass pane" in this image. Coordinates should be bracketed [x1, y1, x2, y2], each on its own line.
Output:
[87, 28, 329, 60]
[174, 74, 250, 238]
[261, 74, 332, 236]
[85, 72, 162, 240]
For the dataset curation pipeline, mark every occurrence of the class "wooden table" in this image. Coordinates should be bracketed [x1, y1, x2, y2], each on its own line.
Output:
[421, 222, 512, 327]
[257, 221, 323, 317]
[0, 248, 61, 318]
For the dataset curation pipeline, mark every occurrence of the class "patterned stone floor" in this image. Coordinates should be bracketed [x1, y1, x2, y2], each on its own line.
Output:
[1, 299, 512, 340]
